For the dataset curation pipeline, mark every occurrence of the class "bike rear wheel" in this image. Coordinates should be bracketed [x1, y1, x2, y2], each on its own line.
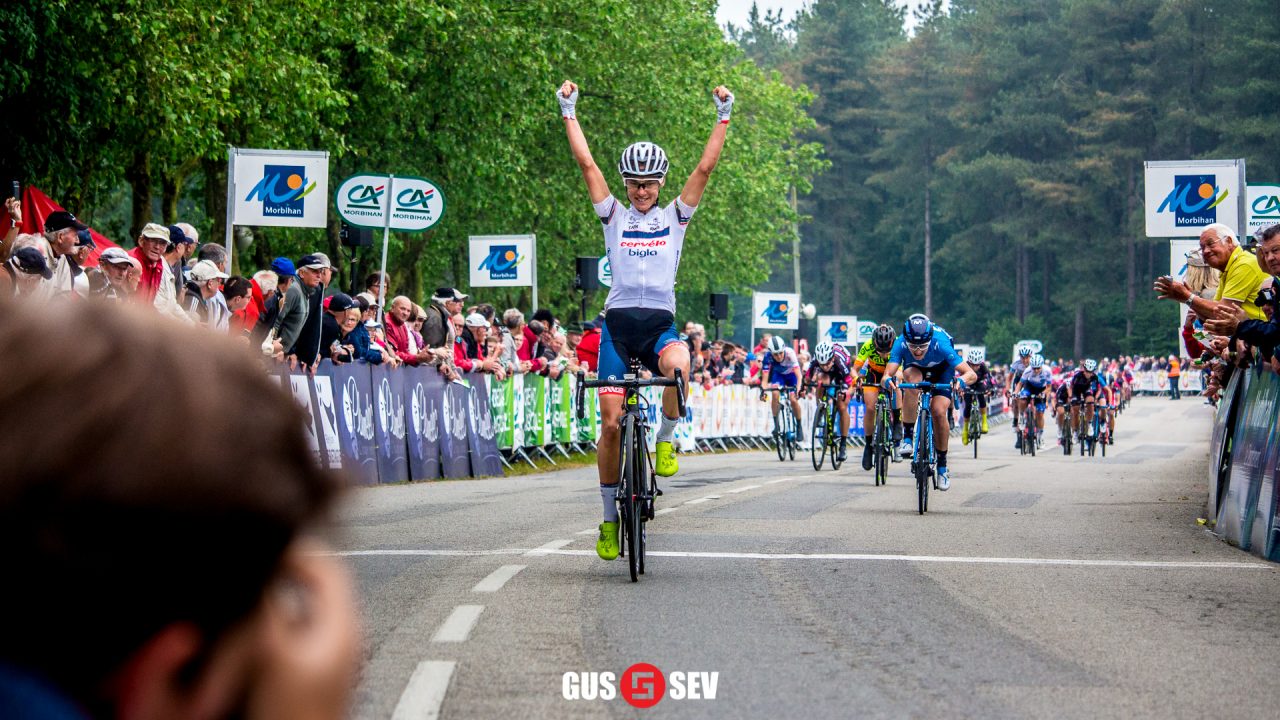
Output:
[828, 411, 843, 471]
[775, 408, 786, 462]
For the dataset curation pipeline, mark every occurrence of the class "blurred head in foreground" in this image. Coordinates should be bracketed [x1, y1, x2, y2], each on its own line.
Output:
[0, 297, 359, 719]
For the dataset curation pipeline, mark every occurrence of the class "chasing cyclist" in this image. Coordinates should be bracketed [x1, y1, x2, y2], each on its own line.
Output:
[960, 348, 992, 445]
[807, 340, 853, 463]
[855, 324, 900, 470]
[1053, 373, 1072, 446]
[881, 314, 978, 491]
[558, 78, 733, 561]
[1070, 359, 1105, 440]
[1006, 345, 1033, 444]
[761, 335, 805, 443]
[1014, 354, 1053, 448]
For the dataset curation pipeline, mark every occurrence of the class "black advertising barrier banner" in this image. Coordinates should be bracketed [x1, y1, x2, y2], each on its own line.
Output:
[321, 361, 380, 486]
[466, 373, 505, 477]
[306, 363, 348, 474]
[370, 363, 410, 484]
[405, 365, 443, 482]
[440, 378, 473, 479]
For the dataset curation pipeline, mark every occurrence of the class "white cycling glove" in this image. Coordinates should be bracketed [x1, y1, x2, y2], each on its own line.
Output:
[713, 89, 734, 123]
[558, 87, 579, 119]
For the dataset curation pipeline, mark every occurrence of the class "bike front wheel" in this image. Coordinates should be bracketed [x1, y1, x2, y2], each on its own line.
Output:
[811, 405, 827, 470]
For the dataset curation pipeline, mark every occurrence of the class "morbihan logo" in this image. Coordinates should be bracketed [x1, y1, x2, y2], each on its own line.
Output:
[477, 245, 524, 280]
[825, 322, 848, 342]
[1157, 174, 1228, 227]
[244, 164, 316, 217]
[761, 300, 791, 325]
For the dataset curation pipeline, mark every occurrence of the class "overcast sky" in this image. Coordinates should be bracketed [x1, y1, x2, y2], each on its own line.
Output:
[715, 0, 947, 33]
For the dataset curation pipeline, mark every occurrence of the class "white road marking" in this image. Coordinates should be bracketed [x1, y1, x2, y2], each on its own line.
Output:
[726, 484, 762, 494]
[529, 549, 1273, 569]
[472, 565, 526, 593]
[391, 660, 455, 720]
[432, 605, 486, 642]
[332, 549, 530, 557]
[575, 528, 597, 535]
[763, 477, 795, 485]
[655, 508, 677, 516]
[684, 495, 720, 505]
[524, 539, 574, 556]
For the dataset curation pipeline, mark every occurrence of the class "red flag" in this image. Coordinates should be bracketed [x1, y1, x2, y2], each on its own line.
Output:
[5, 186, 121, 268]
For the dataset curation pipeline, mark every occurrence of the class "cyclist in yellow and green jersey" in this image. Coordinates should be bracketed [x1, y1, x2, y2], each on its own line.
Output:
[853, 324, 900, 471]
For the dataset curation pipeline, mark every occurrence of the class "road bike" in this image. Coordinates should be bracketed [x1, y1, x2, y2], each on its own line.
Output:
[899, 382, 945, 515]
[577, 363, 685, 583]
[964, 388, 988, 459]
[762, 385, 799, 462]
[1074, 400, 1095, 457]
[808, 383, 845, 471]
[1019, 393, 1042, 457]
[1061, 399, 1079, 456]
[870, 384, 899, 486]
[1091, 403, 1112, 457]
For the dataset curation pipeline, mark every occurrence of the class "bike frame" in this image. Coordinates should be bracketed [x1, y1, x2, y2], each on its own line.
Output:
[899, 382, 943, 514]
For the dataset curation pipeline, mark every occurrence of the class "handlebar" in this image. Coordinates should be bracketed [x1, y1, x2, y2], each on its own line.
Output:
[898, 382, 948, 390]
[576, 369, 686, 420]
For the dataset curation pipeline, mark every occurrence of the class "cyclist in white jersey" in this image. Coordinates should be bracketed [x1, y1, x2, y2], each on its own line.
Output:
[559, 79, 733, 561]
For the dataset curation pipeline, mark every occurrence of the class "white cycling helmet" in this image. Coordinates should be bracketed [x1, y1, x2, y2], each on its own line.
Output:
[618, 142, 669, 178]
[767, 336, 786, 354]
[815, 341, 835, 364]
[1018, 345, 1033, 357]
[1083, 358, 1098, 372]
[966, 348, 983, 365]
[1030, 354, 1045, 369]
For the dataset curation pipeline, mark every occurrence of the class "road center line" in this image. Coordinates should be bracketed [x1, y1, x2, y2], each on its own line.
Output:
[684, 495, 720, 505]
[726, 484, 762, 494]
[472, 565, 526, 592]
[655, 507, 677, 515]
[432, 605, 485, 642]
[391, 660, 455, 720]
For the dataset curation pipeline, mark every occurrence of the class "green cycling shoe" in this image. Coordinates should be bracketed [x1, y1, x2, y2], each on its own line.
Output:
[596, 521, 619, 560]
[655, 441, 678, 477]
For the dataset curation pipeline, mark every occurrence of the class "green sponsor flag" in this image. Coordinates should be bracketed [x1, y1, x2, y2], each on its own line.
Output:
[523, 375, 544, 447]
[489, 375, 513, 449]
[551, 374, 572, 443]
[577, 383, 599, 443]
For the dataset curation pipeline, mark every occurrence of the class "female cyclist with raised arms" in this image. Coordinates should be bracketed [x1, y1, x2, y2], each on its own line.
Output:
[558, 79, 733, 561]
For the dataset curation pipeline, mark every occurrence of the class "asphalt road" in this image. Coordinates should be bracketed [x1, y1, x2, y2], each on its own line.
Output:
[333, 396, 1280, 719]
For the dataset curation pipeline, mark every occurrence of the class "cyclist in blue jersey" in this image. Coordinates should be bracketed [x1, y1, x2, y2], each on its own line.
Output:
[806, 340, 853, 462]
[1070, 359, 1105, 439]
[881, 314, 978, 490]
[760, 335, 805, 442]
[559, 79, 733, 561]
[1015, 354, 1053, 446]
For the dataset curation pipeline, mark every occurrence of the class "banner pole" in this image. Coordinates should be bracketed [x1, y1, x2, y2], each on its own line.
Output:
[224, 147, 236, 273]
[531, 234, 538, 312]
[376, 174, 395, 324]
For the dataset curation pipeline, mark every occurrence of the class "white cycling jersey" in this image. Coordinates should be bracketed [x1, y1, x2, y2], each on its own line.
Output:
[594, 194, 696, 314]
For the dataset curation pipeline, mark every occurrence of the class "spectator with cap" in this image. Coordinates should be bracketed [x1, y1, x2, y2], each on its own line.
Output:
[454, 312, 503, 374]
[272, 255, 320, 366]
[280, 254, 329, 368]
[422, 286, 466, 349]
[0, 246, 53, 299]
[86, 247, 140, 302]
[67, 228, 95, 297]
[164, 224, 197, 305]
[183, 259, 231, 330]
[128, 222, 170, 301]
[257, 257, 295, 342]
[319, 292, 357, 363]
[41, 210, 85, 298]
[575, 313, 604, 372]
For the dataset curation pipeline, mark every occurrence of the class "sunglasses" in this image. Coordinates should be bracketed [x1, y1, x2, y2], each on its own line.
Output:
[623, 178, 662, 190]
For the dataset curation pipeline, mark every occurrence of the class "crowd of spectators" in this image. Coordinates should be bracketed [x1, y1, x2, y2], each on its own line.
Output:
[1154, 222, 1280, 404]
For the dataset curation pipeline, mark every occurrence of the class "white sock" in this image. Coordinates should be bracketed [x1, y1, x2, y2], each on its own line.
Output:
[656, 413, 679, 443]
[601, 484, 619, 522]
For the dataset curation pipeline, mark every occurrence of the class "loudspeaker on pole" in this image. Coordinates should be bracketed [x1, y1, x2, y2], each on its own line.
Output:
[709, 293, 729, 320]
[575, 256, 600, 291]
